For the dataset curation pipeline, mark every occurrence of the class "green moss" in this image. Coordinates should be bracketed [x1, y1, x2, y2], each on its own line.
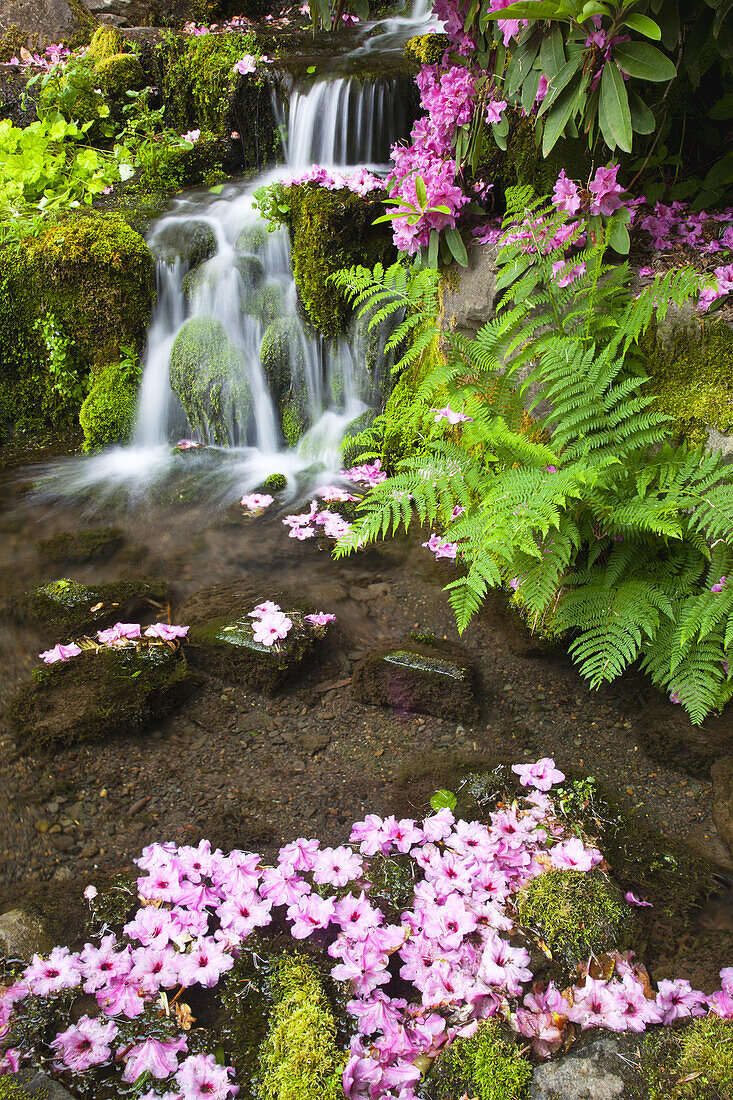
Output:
[247, 279, 286, 324]
[38, 526, 124, 564]
[152, 218, 217, 266]
[94, 52, 145, 99]
[262, 472, 287, 491]
[6, 576, 169, 638]
[281, 183, 395, 338]
[170, 317, 252, 444]
[236, 224, 268, 252]
[0, 214, 154, 438]
[427, 1021, 531, 1100]
[260, 317, 303, 394]
[516, 868, 636, 979]
[638, 1017, 733, 1099]
[640, 320, 733, 446]
[0, 1075, 47, 1099]
[86, 24, 125, 64]
[79, 360, 138, 449]
[404, 32, 449, 65]
[281, 398, 306, 446]
[258, 955, 346, 1100]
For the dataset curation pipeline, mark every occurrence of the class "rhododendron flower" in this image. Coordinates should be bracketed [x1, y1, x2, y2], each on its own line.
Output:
[39, 642, 81, 663]
[249, 600, 280, 617]
[97, 622, 141, 645]
[182, 129, 201, 142]
[552, 260, 586, 288]
[176, 438, 201, 449]
[432, 405, 472, 424]
[287, 893, 336, 938]
[655, 978, 707, 1023]
[711, 574, 728, 593]
[233, 55, 257, 75]
[122, 1036, 188, 1082]
[178, 937, 234, 988]
[550, 837, 602, 872]
[144, 623, 189, 640]
[552, 170, 581, 216]
[306, 612, 336, 627]
[51, 1015, 117, 1072]
[312, 845, 363, 887]
[25, 946, 81, 997]
[176, 1053, 238, 1099]
[252, 610, 292, 646]
[512, 758, 565, 791]
[625, 891, 652, 907]
[588, 164, 624, 217]
[485, 98, 507, 125]
[240, 493, 274, 511]
[83, 885, 98, 901]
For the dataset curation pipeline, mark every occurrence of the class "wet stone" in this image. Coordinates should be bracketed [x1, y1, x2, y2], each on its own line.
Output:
[4, 576, 169, 642]
[0, 908, 54, 963]
[352, 638, 480, 722]
[37, 526, 125, 565]
[712, 756, 733, 853]
[529, 1032, 642, 1099]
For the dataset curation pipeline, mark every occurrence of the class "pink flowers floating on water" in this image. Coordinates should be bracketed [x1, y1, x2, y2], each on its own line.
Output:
[247, 602, 335, 647]
[625, 891, 653, 908]
[240, 492, 274, 513]
[432, 405, 473, 425]
[38, 642, 81, 664]
[4, 756, 733, 1098]
[144, 623, 190, 641]
[283, 498, 353, 541]
[306, 612, 336, 627]
[341, 458, 387, 488]
[320, 485, 359, 503]
[422, 533, 459, 560]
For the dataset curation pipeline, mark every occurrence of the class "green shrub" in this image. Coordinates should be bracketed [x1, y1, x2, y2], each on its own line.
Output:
[404, 33, 450, 65]
[94, 52, 145, 101]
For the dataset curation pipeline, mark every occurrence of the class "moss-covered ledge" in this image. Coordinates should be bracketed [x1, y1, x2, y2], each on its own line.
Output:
[640, 318, 733, 448]
[0, 213, 155, 438]
[280, 183, 395, 338]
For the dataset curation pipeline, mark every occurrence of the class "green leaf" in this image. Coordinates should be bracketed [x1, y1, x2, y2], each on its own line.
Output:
[483, 0, 567, 18]
[622, 12, 661, 38]
[537, 53, 583, 117]
[430, 789, 458, 811]
[613, 41, 677, 81]
[445, 226, 468, 267]
[415, 173, 427, 208]
[711, 92, 733, 120]
[629, 92, 656, 134]
[607, 207, 631, 254]
[600, 62, 633, 152]
[208, 183, 225, 193]
[428, 229, 439, 271]
[306, 65, 316, 73]
[542, 81, 579, 155]
[540, 23, 566, 76]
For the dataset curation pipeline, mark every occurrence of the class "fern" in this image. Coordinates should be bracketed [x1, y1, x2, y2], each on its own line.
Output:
[331, 203, 732, 724]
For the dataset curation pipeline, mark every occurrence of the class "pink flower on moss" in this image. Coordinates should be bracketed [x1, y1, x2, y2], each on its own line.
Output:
[39, 642, 81, 663]
[550, 837, 602, 872]
[51, 1015, 118, 1073]
[144, 623, 189, 640]
[512, 757, 565, 791]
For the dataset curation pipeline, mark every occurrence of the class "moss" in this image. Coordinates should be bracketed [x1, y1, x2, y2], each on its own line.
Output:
[79, 360, 138, 449]
[638, 1017, 733, 1099]
[6, 576, 169, 639]
[261, 472, 287, 492]
[7, 645, 196, 751]
[94, 52, 145, 100]
[170, 317, 252, 444]
[184, 252, 265, 302]
[38, 526, 124, 564]
[0, 1077, 37, 1100]
[640, 320, 733, 446]
[281, 398, 307, 447]
[152, 218, 217, 267]
[86, 24, 125, 64]
[404, 32, 449, 65]
[426, 1021, 531, 1100]
[515, 868, 635, 980]
[246, 279, 286, 324]
[281, 184, 395, 338]
[236, 224, 268, 253]
[0, 214, 154, 438]
[258, 955, 346, 1100]
[260, 317, 303, 396]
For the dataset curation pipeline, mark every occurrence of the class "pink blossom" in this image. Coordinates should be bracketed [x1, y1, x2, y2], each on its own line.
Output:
[39, 642, 81, 663]
[306, 612, 336, 627]
[175, 1053, 238, 1099]
[252, 610, 292, 646]
[144, 623, 189, 640]
[51, 1015, 117, 1072]
[588, 164, 625, 217]
[549, 837, 602, 872]
[240, 493, 274, 511]
[286, 893, 336, 938]
[182, 129, 201, 142]
[625, 891, 652, 908]
[655, 978, 707, 1023]
[122, 1036, 188, 1082]
[485, 98, 507, 125]
[177, 936, 234, 988]
[512, 757, 565, 791]
[25, 946, 81, 997]
[552, 170, 581, 216]
[97, 622, 141, 645]
[312, 845, 363, 887]
[432, 405, 472, 424]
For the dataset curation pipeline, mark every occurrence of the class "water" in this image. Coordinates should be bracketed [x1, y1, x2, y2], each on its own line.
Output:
[33, 2, 437, 509]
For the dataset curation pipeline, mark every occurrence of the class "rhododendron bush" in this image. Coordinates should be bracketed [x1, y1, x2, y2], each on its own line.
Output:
[2, 760, 732, 1098]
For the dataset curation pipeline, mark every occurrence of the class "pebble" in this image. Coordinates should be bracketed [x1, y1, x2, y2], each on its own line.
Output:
[34, 818, 50, 834]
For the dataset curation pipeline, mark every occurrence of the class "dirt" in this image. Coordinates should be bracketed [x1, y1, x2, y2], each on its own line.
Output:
[0, 451, 731, 986]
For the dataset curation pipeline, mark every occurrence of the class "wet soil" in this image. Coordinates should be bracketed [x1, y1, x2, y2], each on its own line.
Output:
[0, 451, 732, 985]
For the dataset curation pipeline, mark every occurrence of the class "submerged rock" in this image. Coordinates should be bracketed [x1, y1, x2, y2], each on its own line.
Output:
[352, 638, 480, 722]
[712, 756, 733, 854]
[150, 219, 217, 268]
[183, 251, 265, 304]
[37, 527, 125, 565]
[5, 1069, 74, 1098]
[169, 316, 252, 445]
[7, 645, 197, 751]
[0, 907, 54, 963]
[5, 577, 168, 640]
[529, 1032, 642, 1100]
[634, 696, 733, 777]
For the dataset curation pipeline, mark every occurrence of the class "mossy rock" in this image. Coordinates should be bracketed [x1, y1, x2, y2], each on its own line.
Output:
[170, 316, 252, 444]
[426, 1020, 532, 1100]
[515, 868, 636, 981]
[94, 52, 145, 100]
[236, 223, 268, 253]
[258, 472, 287, 492]
[37, 526, 125, 564]
[86, 24, 124, 65]
[7, 644, 197, 751]
[637, 1017, 733, 1099]
[281, 397, 307, 447]
[640, 319, 733, 446]
[404, 32, 449, 65]
[281, 183, 394, 338]
[182, 252, 265, 302]
[5, 577, 169, 640]
[150, 219, 218, 268]
[352, 637, 480, 722]
[79, 360, 138, 449]
[260, 316, 305, 401]
[245, 278, 286, 324]
[0, 215, 154, 437]
[257, 954, 346, 1100]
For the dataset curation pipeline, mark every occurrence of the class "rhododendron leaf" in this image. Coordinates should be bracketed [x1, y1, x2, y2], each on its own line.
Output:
[428, 229, 439, 271]
[522, 69, 542, 115]
[540, 24, 566, 76]
[483, 0, 567, 17]
[600, 62, 633, 152]
[506, 37, 541, 96]
[622, 13, 661, 39]
[491, 122, 507, 151]
[538, 54, 583, 117]
[445, 226, 468, 267]
[542, 82, 579, 155]
[628, 92, 656, 134]
[613, 41, 677, 82]
[414, 174, 427, 209]
[607, 208, 630, 254]
[579, 1, 611, 19]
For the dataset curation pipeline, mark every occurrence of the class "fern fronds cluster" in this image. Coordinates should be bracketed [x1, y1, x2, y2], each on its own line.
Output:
[331, 204, 733, 725]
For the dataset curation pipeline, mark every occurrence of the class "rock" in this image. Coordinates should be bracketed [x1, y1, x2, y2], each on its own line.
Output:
[712, 756, 733, 853]
[13, 1069, 74, 1099]
[4, 576, 169, 641]
[7, 645, 200, 751]
[37, 526, 125, 564]
[150, 219, 217, 268]
[169, 317, 252, 446]
[300, 732, 330, 754]
[183, 252, 265, 304]
[0, 908, 54, 962]
[441, 242, 499, 337]
[684, 814, 733, 872]
[0, 0, 94, 49]
[352, 638, 480, 722]
[634, 698, 733, 778]
[529, 1032, 643, 1100]
[706, 425, 733, 465]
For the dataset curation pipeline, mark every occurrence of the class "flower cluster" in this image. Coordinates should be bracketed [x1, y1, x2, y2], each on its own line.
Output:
[341, 458, 388, 489]
[246, 601, 335, 647]
[3, 759, 731, 1099]
[639, 201, 733, 255]
[283, 499, 353, 541]
[698, 264, 733, 312]
[289, 166, 384, 197]
[175, 439, 203, 450]
[7, 42, 71, 70]
[422, 533, 459, 561]
[39, 623, 189, 664]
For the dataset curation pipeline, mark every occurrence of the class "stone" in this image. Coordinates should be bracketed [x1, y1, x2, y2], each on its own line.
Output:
[712, 756, 733, 853]
[0, 908, 54, 962]
[169, 316, 252, 446]
[4, 576, 169, 642]
[300, 732, 330, 754]
[706, 425, 733, 466]
[684, 815, 733, 872]
[0, 0, 94, 48]
[7, 645, 200, 751]
[441, 242, 500, 337]
[37, 526, 125, 565]
[529, 1032, 643, 1100]
[352, 638, 480, 722]
[149, 219, 217, 268]
[13, 1069, 74, 1098]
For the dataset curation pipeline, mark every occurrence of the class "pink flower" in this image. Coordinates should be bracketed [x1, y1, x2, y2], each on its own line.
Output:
[144, 623, 189, 640]
[552, 169, 581, 216]
[286, 893, 336, 938]
[588, 164, 625, 217]
[39, 642, 81, 663]
[485, 98, 507, 125]
[551, 260, 586, 288]
[625, 891, 652, 907]
[512, 757, 565, 791]
[97, 622, 141, 645]
[177, 936, 234, 988]
[182, 128, 201, 142]
[175, 1053, 238, 1099]
[176, 438, 201, 449]
[655, 978, 707, 1023]
[122, 1036, 187, 1082]
[233, 55, 257, 75]
[550, 837, 602, 872]
[51, 1015, 117, 1073]
[715, 264, 733, 294]
[306, 612, 336, 627]
[312, 845, 363, 887]
[25, 946, 81, 997]
[432, 405, 472, 424]
[240, 493, 274, 511]
[83, 885, 98, 900]
[252, 610, 292, 646]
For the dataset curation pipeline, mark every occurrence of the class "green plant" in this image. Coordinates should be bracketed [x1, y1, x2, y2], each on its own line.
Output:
[330, 194, 733, 724]
[34, 312, 87, 408]
[26, 53, 116, 142]
[427, 1020, 531, 1100]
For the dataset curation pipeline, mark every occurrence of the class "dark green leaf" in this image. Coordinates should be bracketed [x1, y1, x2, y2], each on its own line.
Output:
[622, 13, 661, 38]
[428, 229, 439, 271]
[542, 81, 579, 155]
[445, 226, 469, 267]
[540, 23, 566, 75]
[629, 91, 656, 133]
[613, 41, 677, 81]
[537, 53, 583, 116]
[415, 174, 427, 208]
[600, 62, 633, 151]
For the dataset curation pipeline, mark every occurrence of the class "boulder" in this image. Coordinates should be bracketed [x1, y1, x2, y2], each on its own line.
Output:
[37, 526, 125, 564]
[169, 316, 252, 445]
[633, 696, 733, 777]
[529, 1032, 643, 1099]
[0, 0, 95, 49]
[6, 1069, 75, 1098]
[182, 252, 265, 306]
[150, 219, 217, 268]
[0, 908, 54, 962]
[712, 756, 733, 853]
[352, 638, 480, 722]
[5, 577, 168, 640]
[7, 644, 198, 750]
[441, 242, 499, 337]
